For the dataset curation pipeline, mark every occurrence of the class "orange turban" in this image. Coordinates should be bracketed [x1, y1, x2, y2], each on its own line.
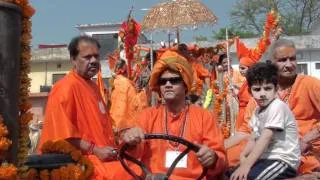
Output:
[149, 50, 193, 92]
[239, 57, 257, 67]
[236, 37, 260, 67]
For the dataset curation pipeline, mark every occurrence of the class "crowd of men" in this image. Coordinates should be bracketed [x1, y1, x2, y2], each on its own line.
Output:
[37, 34, 320, 180]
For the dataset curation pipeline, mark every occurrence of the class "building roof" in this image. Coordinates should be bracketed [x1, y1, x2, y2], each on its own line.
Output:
[31, 47, 69, 62]
[75, 22, 122, 29]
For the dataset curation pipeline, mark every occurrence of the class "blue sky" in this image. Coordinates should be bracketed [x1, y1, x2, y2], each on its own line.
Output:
[29, 0, 237, 48]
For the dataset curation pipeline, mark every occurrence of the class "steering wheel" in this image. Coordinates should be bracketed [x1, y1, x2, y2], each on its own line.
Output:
[119, 133, 208, 180]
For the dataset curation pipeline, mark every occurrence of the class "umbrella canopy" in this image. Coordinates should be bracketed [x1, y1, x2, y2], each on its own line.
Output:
[142, 0, 218, 32]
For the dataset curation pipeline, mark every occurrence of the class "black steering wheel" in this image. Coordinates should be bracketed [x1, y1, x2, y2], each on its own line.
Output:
[119, 133, 208, 180]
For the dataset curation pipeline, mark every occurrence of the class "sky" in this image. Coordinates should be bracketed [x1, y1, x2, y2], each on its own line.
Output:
[29, 0, 238, 48]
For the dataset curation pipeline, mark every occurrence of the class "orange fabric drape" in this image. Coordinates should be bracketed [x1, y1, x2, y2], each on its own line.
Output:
[96, 69, 107, 104]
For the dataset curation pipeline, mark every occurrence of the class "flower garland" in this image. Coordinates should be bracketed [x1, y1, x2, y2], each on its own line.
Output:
[0, 115, 18, 178]
[25, 140, 94, 180]
[12, 0, 35, 172]
[211, 81, 230, 138]
[0, 163, 18, 179]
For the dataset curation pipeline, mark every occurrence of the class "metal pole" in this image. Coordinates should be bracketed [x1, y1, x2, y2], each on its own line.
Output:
[176, 28, 180, 44]
[150, 33, 157, 106]
[226, 28, 235, 136]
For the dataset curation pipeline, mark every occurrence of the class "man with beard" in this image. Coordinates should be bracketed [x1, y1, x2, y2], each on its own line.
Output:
[39, 35, 129, 179]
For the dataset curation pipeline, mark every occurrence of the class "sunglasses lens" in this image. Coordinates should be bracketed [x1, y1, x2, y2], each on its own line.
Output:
[158, 77, 182, 85]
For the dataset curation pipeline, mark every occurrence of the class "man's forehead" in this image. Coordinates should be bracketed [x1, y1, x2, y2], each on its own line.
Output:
[78, 41, 98, 51]
[274, 46, 296, 56]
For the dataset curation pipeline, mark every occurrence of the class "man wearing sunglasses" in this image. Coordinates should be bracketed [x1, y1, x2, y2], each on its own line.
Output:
[120, 50, 227, 179]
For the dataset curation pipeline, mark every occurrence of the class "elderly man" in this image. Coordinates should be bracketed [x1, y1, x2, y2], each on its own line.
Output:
[39, 35, 129, 179]
[270, 39, 320, 174]
[120, 50, 227, 179]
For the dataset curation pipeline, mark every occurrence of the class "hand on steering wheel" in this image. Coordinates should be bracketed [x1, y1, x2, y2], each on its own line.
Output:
[119, 133, 208, 180]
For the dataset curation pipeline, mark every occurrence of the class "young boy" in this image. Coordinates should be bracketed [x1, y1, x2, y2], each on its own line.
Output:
[231, 62, 300, 180]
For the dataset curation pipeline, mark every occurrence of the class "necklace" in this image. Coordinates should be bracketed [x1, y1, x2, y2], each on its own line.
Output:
[164, 105, 189, 150]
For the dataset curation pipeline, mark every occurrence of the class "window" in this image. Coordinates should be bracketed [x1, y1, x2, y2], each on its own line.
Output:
[316, 63, 320, 70]
[52, 73, 66, 84]
[297, 64, 308, 75]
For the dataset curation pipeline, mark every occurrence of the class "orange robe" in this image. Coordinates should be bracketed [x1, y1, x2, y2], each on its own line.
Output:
[38, 69, 129, 180]
[236, 81, 251, 130]
[285, 75, 320, 174]
[226, 81, 251, 167]
[110, 75, 148, 129]
[191, 62, 210, 96]
[132, 105, 227, 179]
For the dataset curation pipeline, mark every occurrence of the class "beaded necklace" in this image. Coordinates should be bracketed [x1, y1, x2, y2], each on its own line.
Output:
[164, 105, 189, 150]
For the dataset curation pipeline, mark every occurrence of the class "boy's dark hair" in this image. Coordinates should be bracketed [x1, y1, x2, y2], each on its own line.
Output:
[68, 35, 100, 58]
[246, 61, 278, 88]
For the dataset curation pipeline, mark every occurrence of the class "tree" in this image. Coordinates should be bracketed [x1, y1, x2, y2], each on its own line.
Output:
[230, 0, 320, 36]
[194, 35, 208, 42]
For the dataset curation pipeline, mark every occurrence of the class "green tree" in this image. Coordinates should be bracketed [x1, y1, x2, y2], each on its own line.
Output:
[194, 35, 208, 42]
[230, 0, 320, 36]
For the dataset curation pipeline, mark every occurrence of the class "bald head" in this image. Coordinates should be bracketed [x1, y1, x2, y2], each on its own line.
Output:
[270, 39, 296, 61]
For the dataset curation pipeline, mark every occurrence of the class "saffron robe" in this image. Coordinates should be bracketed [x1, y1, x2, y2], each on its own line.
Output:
[132, 105, 227, 179]
[38, 69, 129, 180]
[192, 62, 210, 96]
[226, 81, 251, 167]
[286, 75, 320, 174]
[110, 75, 148, 129]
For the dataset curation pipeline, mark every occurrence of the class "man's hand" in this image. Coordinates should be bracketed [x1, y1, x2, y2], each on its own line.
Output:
[195, 143, 216, 168]
[231, 164, 250, 180]
[93, 146, 118, 162]
[121, 127, 145, 146]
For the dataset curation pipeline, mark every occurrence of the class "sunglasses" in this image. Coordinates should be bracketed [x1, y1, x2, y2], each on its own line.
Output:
[158, 77, 183, 86]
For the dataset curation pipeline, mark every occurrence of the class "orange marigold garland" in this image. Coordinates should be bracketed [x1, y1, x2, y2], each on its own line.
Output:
[0, 115, 18, 178]
[0, 163, 18, 180]
[16, 1, 35, 174]
[211, 80, 230, 138]
[25, 140, 94, 180]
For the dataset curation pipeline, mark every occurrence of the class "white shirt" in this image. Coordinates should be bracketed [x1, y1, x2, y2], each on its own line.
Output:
[249, 98, 301, 169]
